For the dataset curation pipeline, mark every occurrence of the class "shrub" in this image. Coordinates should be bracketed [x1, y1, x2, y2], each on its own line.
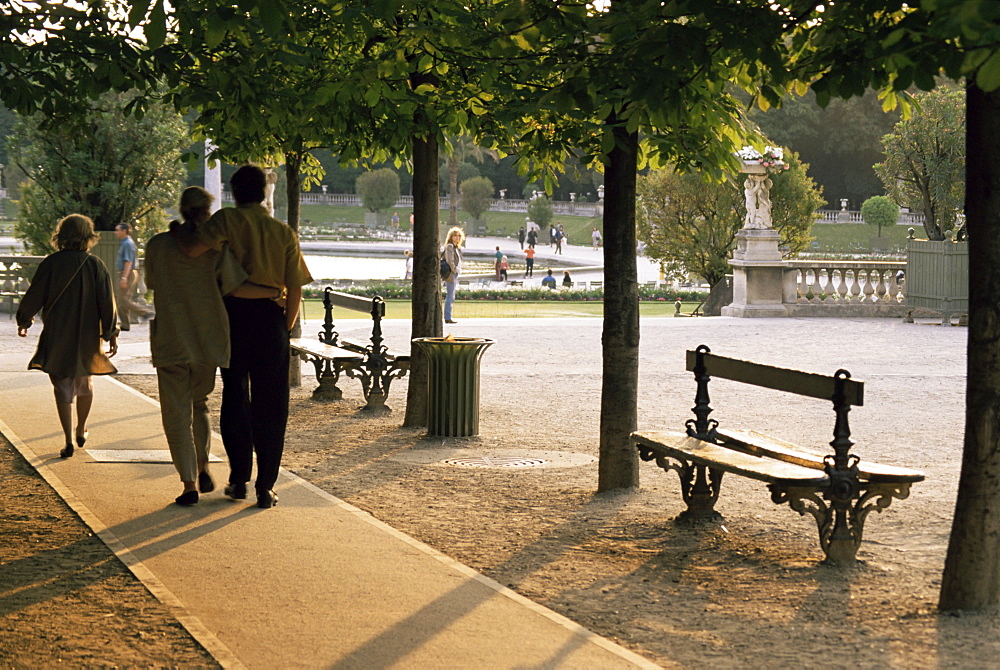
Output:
[527, 195, 554, 230]
[860, 195, 899, 237]
[459, 176, 494, 221]
[355, 168, 400, 213]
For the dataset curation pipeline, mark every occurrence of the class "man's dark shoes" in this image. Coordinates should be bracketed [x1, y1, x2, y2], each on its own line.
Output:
[198, 471, 215, 493]
[175, 490, 198, 506]
[256, 490, 278, 509]
[224, 482, 247, 500]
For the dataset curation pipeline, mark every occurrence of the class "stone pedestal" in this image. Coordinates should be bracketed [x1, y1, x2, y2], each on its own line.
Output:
[721, 228, 791, 318]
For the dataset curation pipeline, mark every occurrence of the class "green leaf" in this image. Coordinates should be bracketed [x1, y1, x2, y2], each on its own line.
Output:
[128, 2, 149, 28]
[145, 0, 167, 50]
[975, 51, 1000, 92]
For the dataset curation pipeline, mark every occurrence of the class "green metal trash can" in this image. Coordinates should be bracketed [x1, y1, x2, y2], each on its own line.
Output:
[412, 336, 495, 437]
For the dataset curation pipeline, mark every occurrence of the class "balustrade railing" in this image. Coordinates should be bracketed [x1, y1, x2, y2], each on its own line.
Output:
[0, 255, 151, 316]
[222, 191, 603, 218]
[787, 260, 907, 304]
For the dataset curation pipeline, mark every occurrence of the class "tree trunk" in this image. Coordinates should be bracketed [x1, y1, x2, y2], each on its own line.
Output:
[285, 151, 303, 388]
[448, 155, 459, 226]
[403, 134, 443, 427]
[921, 184, 944, 240]
[939, 84, 1000, 612]
[597, 122, 640, 492]
[285, 152, 301, 233]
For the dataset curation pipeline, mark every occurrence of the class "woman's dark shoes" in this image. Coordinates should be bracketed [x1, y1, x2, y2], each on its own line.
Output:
[256, 490, 278, 509]
[60, 443, 74, 458]
[445, 320, 458, 324]
[198, 471, 215, 493]
[75, 431, 88, 448]
[224, 482, 247, 500]
[175, 490, 199, 506]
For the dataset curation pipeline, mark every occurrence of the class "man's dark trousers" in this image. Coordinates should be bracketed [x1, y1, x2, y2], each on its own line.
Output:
[220, 296, 289, 495]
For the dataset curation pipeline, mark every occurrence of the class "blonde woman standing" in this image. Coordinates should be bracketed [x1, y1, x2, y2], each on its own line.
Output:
[16, 214, 119, 458]
[442, 227, 464, 324]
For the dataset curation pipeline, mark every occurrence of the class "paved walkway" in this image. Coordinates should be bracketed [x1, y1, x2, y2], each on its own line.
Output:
[0, 329, 656, 669]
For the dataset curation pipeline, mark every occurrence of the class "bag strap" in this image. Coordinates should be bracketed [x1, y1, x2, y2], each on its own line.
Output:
[48, 255, 90, 310]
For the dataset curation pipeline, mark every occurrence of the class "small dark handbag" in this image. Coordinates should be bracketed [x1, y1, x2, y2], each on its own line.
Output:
[439, 256, 451, 279]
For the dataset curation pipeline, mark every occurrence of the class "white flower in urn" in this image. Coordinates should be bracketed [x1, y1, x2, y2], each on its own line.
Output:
[737, 145, 787, 171]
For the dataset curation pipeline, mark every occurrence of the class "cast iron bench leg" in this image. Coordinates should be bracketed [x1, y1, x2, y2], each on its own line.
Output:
[638, 446, 724, 521]
[770, 481, 915, 564]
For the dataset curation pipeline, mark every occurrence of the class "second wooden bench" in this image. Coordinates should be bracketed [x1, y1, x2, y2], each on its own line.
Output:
[290, 287, 410, 412]
[632, 345, 924, 564]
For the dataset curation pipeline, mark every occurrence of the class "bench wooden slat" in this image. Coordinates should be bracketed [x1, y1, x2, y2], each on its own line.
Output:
[686, 350, 864, 406]
[633, 431, 829, 486]
[716, 428, 925, 483]
[289, 338, 364, 363]
[326, 290, 385, 316]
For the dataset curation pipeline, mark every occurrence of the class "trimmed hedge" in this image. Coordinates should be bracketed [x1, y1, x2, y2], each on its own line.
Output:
[303, 281, 706, 303]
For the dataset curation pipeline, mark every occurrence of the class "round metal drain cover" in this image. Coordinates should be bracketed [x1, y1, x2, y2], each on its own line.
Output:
[442, 456, 548, 468]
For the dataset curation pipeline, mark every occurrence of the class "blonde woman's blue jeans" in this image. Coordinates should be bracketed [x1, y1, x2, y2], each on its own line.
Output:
[444, 279, 457, 321]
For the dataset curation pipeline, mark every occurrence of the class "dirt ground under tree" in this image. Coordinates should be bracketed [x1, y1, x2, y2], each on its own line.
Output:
[2, 317, 999, 668]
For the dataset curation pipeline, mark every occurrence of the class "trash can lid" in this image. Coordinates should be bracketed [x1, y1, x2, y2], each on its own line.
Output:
[412, 336, 496, 345]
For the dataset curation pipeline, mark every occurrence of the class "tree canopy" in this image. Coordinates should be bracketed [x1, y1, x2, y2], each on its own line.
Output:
[7, 91, 186, 252]
[875, 85, 965, 240]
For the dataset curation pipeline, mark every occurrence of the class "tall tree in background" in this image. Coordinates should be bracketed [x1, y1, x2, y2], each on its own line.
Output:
[638, 151, 823, 287]
[444, 135, 499, 226]
[7, 91, 186, 252]
[874, 85, 966, 240]
[751, 91, 899, 208]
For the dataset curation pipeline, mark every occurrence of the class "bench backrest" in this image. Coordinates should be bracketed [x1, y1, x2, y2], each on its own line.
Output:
[325, 288, 385, 317]
[685, 344, 863, 472]
[685, 348, 864, 406]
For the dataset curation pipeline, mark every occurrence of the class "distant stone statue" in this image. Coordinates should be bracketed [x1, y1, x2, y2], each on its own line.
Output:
[743, 174, 773, 229]
[263, 169, 279, 217]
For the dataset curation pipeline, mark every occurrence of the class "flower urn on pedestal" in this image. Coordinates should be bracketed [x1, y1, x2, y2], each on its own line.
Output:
[721, 147, 796, 318]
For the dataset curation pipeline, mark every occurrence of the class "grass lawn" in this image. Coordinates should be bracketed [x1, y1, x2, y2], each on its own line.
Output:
[301, 299, 687, 320]
[808, 222, 918, 252]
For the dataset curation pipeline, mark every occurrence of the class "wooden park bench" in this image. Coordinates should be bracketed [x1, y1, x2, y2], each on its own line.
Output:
[290, 287, 410, 412]
[631, 345, 924, 563]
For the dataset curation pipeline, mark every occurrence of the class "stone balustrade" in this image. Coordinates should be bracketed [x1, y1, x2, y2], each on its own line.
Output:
[783, 259, 908, 316]
[0, 255, 150, 317]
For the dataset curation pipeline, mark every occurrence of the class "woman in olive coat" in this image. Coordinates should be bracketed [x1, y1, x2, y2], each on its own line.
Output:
[16, 214, 119, 457]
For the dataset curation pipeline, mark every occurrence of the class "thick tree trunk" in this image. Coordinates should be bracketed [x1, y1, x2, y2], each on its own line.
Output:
[939, 85, 1000, 612]
[449, 156, 459, 226]
[597, 123, 640, 492]
[403, 134, 443, 427]
[285, 152, 303, 388]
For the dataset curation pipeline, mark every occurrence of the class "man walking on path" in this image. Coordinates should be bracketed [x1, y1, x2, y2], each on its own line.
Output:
[494, 246, 504, 281]
[114, 223, 153, 331]
[189, 165, 313, 509]
[517, 227, 525, 250]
